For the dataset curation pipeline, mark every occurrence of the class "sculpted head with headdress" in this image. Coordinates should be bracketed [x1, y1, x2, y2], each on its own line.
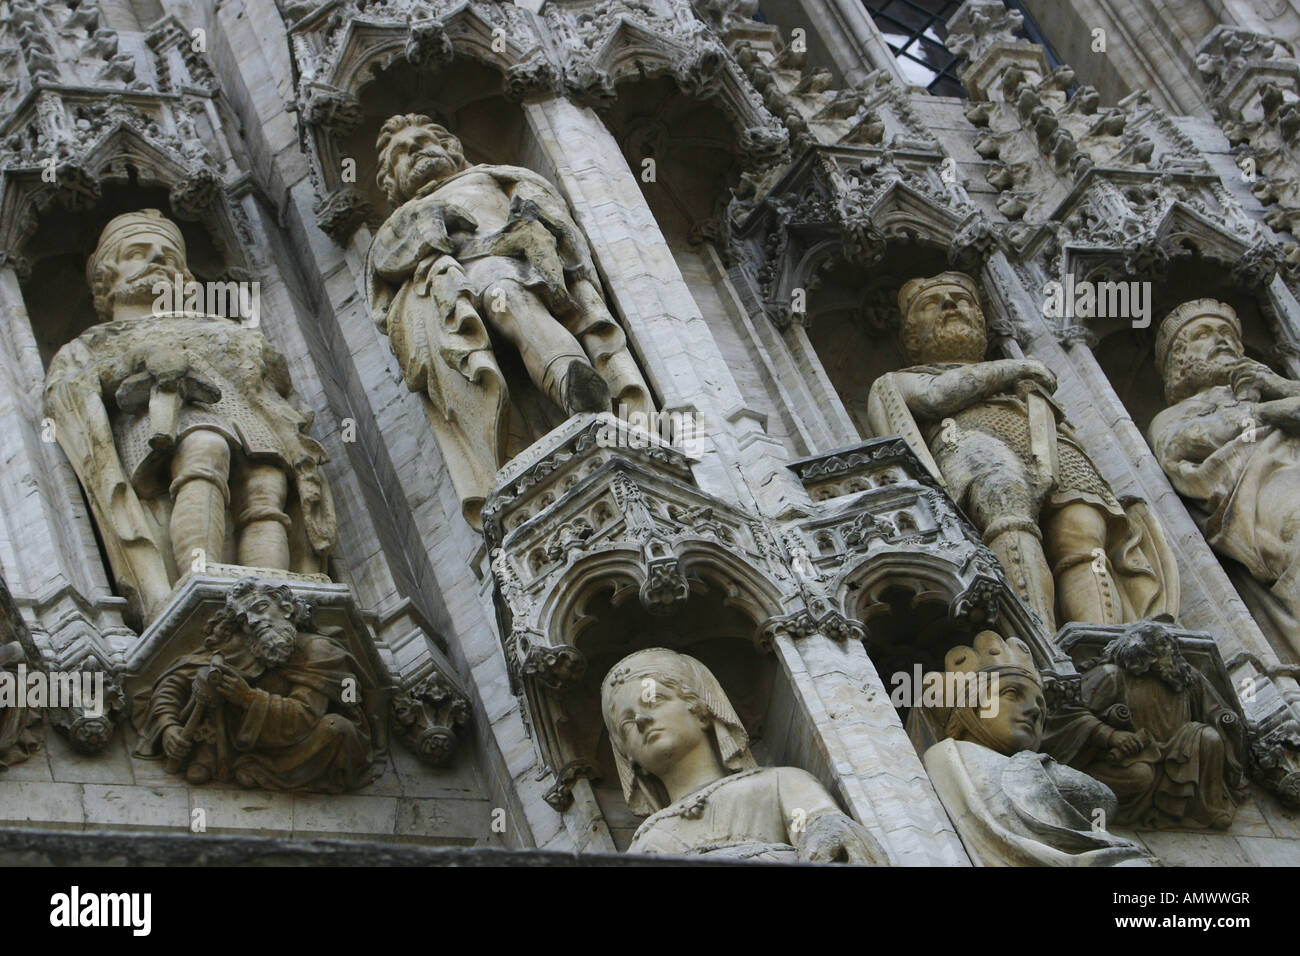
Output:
[1156, 299, 1245, 405]
[87, 209, 195, 321]
[931, 631, 1045, 756]
[600, 647, 756, 815]
[897, 271, 987, 365]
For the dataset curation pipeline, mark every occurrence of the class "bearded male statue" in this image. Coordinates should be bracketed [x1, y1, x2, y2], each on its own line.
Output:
[868, 271, 1178, 632]
[366, 115, 653, 526]
[601, 647, 888, 863]
[44, 210, 336, 625]
[1044, 623, 1247, 829]
[915, 630, 1157, 866]
[133, 578, 376, 792]
[1149, 298, 1300, 646]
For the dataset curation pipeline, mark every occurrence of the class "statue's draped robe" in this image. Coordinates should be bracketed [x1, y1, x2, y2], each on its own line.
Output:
[868, 366, 1178, 621]
[628, 766, 866, 861]
[133, 631, 374, 792]
[43, 315, 337, 620]
[1150, 384, 1300, 631]
[1044, 663, 1247, 828]
[366, 164, 651, 525]
[923, 738, 1157, 866]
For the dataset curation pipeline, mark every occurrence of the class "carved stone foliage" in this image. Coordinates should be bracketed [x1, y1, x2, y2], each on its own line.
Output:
[734, 147, 993, 331]
[1196, 27, 1300, 267]
[1045, 621, 1251, 830]
[391, 671, 470, 768]
[0, 10, 234, 261]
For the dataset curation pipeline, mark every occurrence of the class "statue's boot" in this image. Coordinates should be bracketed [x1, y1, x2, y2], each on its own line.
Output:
[170, 428, 231, 573]
[1053, 549, 1123, 626]
[560, 359, 611, 415]
[984, 516, 1057, 632]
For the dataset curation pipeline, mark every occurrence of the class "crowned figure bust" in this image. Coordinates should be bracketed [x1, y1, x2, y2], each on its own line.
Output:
[917, 631, 1158, 866]
[601, 647, 887, 863]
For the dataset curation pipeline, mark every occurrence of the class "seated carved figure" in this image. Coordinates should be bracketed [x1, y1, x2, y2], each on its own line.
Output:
[133, 578, 376, 792]
[601, 647, 886, 863]
[1149, 298, 1300, 645]
[1044, 623, 1247, 829]
[918, 631, 1157, 866]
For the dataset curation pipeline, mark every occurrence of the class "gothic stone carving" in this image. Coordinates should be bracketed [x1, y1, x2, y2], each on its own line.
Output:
[43, 211, 337, 625]
[868, 271, 1179, 633]
[132, 578, 379, 792]
[1150, 299, 1300, 650]
[1045, 621, 1249, 829]
[366, 115, 652, 527]
[391, 671, 469, 768]
[915, 630, 1157, 866]
[602, 647, 887, 863]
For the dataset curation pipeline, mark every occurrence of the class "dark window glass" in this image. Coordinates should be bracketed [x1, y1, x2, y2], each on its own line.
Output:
[858, 0, 1063, 98]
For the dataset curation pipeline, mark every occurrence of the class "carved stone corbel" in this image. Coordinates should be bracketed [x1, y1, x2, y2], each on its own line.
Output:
[391, 672, 470, 768]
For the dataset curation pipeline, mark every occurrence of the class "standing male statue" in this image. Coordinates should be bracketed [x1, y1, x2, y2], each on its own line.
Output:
[868, 271, 1178, 632]
[366, 115, 652, 526]
[44, 210, 337, 625]
[1149, 298, 1300, 644]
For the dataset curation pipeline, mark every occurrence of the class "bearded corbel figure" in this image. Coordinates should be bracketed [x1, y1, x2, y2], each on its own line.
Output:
[1044, 623, 1248, 829]
[133, 578, 376, 792]
[366, 115, 653, 526]
[867, 271, 1178, 632]
[916, 631, 1158, 866]
[600, 647, 888, 863]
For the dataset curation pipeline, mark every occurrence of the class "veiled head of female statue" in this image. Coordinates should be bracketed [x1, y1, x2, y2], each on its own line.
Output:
[934, 631, 1045, 756]
[601, 648, 756, 815]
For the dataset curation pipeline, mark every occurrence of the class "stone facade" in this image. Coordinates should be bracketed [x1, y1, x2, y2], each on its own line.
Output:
[0, 0, 1297, 866]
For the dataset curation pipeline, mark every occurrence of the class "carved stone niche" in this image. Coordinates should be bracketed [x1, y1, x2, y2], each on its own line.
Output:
[118, 572, 402, 792]
[483, 413, 792, 819]
[787, 436, 1079, 710]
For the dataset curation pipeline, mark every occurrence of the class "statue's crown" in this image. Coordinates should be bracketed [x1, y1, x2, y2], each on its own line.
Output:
[1155, 298, 1241, 375]
[898, 270, 980, 318]
[943, 631, 1040, 684]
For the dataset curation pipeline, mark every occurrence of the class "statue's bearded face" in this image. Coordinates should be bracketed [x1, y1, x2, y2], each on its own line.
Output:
[1165, 316, 1242, 403]
[383, 125, 464, 203]
[235, 591, 297, 666]
[976, 673, 1044, 755]
[607, 678, 711, 779]
[102, 231, 186, 313]
[1120, 634, 1194, 692]
[903, 285, 987, 363]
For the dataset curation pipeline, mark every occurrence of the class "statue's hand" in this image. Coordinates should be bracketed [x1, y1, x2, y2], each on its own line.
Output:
[795, 812, 888, 865]
[1257, 396, 1300, 434]
[1008, 358, 1057, 395]
[1107, 730, 1145, 759]
[162, 725, 191, 761]
[208, 665, 256, 708]
[1232, 359, 1294, 402]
